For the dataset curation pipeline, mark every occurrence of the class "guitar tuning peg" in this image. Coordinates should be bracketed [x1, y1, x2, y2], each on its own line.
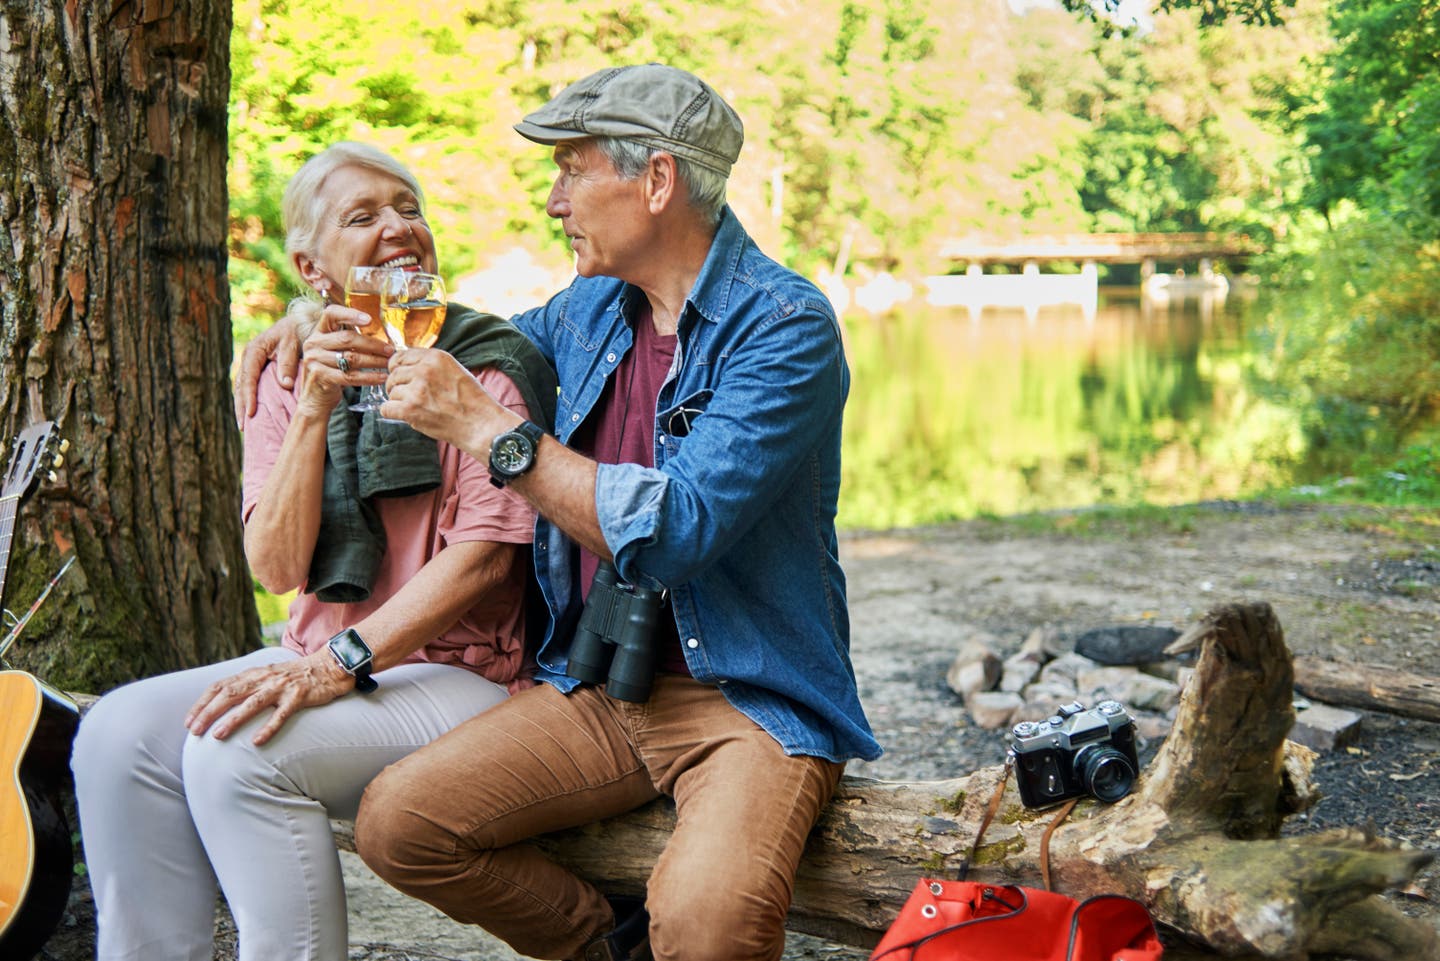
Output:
[58, 439, 71, 454]
[50, 453, 65, 470]
[46, 470, 58, 483]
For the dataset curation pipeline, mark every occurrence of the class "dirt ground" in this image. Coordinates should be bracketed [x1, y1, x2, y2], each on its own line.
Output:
[39, 501, 1440, 960]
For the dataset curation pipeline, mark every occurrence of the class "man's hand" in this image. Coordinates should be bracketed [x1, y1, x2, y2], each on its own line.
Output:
[235, 316, 303, 424]
[381, 348, 518, 457]
[184, 652, 357, 746]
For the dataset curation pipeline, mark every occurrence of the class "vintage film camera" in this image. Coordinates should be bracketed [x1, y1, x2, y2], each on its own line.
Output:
[567, 561, 664, 703]
[1007, 700, 1140, 808]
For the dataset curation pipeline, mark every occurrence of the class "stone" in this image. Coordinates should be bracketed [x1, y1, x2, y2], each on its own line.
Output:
[1288, 701, 1364, 752]
[1135, 714, 1174, 743]
[1138, 659, 1190, 683]
[966, 690, 1025, 730]
[1074, 625, 1182, 665]
[946, 637, 1002, 699]
[1076, 666, 1182, 713]
[999, 650, 1043, 693]
[1038, 651, 1099, 686]
[1018, 681, 1082, 723]
[1022, 625, 1072, 658]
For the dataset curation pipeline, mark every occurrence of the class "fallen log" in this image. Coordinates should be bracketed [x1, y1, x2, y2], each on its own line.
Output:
[89, 602, 1440, 959]
[1293, 655, 1440, 723]
[501, 603, 1438, 959]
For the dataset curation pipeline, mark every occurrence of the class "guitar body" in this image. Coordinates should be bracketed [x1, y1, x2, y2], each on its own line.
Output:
[0, 420, 76, 958]
[0, 671, 79, 960]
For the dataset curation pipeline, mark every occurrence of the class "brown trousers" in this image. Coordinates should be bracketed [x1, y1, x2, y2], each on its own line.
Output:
[355, 675, 844, 961]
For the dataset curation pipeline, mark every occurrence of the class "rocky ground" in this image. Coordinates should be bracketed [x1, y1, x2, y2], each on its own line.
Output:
[39, 501, 1440, 960]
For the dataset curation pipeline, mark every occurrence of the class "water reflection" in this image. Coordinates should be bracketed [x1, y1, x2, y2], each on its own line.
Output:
[838, 288, 1306, 530]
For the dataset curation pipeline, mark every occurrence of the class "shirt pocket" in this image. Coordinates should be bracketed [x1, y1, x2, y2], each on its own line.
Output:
[657, 389, 714, 457]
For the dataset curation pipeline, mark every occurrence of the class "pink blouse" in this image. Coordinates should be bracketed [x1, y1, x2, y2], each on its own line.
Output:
[243, 363, 537, 690]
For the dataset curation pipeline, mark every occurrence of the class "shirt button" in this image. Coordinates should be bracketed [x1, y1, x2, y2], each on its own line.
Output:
[606, 351, 617, 363]
[686, 638, 699, 649]
[571, 413, 580, 422]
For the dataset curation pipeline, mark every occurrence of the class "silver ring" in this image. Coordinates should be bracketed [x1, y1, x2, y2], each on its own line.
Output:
[336, 351, 350, 374]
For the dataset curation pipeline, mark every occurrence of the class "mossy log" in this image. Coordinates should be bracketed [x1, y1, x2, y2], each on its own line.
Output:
[104, 603, 1440, 958]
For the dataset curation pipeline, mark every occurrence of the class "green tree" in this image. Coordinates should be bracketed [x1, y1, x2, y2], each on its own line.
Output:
[1298, 0, 1440, 232]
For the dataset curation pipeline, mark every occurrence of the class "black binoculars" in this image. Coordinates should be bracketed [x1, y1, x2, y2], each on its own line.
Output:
[567, 561, 664, 702]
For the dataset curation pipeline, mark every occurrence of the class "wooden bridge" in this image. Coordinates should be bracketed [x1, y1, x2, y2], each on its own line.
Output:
[936, 232, 1261, 275]
[916, 233, 1262, 314]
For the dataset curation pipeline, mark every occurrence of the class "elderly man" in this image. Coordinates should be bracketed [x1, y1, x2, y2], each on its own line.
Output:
[238, 64, 879, 961]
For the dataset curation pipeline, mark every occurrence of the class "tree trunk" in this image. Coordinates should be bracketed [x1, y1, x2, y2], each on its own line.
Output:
[0, 0, 256, 690]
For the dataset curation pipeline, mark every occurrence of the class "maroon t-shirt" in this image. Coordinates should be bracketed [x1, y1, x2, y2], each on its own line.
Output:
[571, 304, 689, 676]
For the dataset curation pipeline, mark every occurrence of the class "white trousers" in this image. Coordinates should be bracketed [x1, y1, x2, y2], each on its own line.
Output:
[71, 647, 508, 961]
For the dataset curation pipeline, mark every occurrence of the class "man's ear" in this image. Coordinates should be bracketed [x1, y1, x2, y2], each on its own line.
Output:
[645, 153, 679, 214]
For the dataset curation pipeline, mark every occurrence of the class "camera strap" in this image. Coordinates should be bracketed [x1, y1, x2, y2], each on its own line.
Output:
[958, 757, 1077, 892]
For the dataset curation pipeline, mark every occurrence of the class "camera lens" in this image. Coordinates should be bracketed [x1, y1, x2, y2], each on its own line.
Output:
[1075, 746, 1137, 803]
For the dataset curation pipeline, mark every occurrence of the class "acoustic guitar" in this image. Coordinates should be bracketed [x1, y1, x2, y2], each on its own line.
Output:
[0, 421, 78, 960]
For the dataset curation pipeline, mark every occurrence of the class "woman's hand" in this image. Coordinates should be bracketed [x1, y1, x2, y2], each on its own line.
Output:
[184, 651, 357, 746]
[233, 307, 395, 423]
[294, 305, 393, 417]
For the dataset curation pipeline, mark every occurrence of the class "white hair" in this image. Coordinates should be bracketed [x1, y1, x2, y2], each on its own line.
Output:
[281, 143, 426, 336]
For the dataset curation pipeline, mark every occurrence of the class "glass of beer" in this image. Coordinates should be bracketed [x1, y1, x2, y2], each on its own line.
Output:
[370, 271, 447, 408]
[344, 265, 402, 412]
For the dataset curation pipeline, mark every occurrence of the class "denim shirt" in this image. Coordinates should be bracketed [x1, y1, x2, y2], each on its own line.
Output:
[512, 209, 881, 763]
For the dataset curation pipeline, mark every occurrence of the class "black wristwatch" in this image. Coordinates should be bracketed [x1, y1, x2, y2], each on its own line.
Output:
[489, 420, 546, 488]
[326, 628, 378, 694]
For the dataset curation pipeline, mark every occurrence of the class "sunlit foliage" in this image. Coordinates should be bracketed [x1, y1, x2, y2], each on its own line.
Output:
[226, 0, 1319, 329]
[223, 0, 1440, 531]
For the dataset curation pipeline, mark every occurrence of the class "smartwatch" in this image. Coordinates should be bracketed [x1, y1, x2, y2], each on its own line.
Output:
[326, 628, 378, 694]
[488, 420, 546, 488]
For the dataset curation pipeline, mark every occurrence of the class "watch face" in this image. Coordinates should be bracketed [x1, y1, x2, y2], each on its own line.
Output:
[329, 629, 372, 672]
[492, 433, 534, 474]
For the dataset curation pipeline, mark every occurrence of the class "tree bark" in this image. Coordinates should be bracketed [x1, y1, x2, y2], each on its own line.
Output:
[0, 0, 257, 690]
[1293, 656, 1440, 723]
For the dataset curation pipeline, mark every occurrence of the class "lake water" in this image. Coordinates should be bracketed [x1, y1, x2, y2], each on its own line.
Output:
[837, 286, 1321, 530]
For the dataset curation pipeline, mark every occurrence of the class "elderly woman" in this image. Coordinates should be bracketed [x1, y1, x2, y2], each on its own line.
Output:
[71, 142, 557, 961]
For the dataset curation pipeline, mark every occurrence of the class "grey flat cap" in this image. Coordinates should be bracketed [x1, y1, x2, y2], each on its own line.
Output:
[515, 64, 744, 178]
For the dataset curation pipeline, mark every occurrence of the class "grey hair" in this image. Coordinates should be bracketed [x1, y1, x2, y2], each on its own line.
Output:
[282, 141, 425, 258]
[593, 137, 728, 226]
[281, 142, 425, 336]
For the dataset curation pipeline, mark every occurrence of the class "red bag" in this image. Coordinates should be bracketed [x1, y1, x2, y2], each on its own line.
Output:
[869, 878, 1163, 961]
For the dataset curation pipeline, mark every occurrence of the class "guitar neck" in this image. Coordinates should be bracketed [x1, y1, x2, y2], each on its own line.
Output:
[0, 495, 15, 613]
